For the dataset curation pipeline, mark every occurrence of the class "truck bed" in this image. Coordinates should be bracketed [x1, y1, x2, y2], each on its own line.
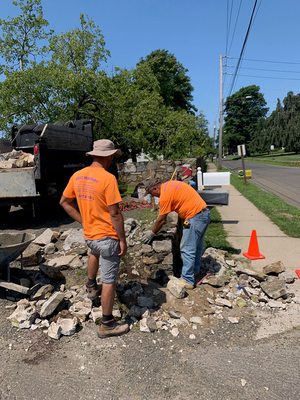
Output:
[0, 167, 38, 198]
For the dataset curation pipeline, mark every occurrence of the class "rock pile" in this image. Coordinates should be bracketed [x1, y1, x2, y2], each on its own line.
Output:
[5, 219, 298, 340]
[0, 150, 34, 169]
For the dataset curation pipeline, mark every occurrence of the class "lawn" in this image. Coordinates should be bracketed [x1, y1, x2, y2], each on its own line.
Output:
[248, 152, 300, 167]
[230, 172, 300, 238]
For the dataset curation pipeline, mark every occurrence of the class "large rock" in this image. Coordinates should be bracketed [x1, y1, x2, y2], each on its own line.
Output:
[263, 261, 286, 275]
[260, 278, 287, 299]
[21, 243, 43, 267]
[34, 228, 55, 246]
[39, 264, 64, 281]
[62, 228, 86, 251]
[235, 266, 265, 281]
[7, 302, 37, 328]
[56, 316, 78, 336]
[31, 284, 54, 300]
[47, 254, 78, 270]
[47, 322, 62, 340]
[167, 277, 187, 299]
[152, 240, 172, 253]
[69, 300, 92, 321]
[40, 292, 65, 318]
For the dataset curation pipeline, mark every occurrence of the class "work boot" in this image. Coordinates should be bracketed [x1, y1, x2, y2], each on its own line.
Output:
[86, 282, 101, 300]
[97, 319, 130, 339]
[178, 278, 194, 290]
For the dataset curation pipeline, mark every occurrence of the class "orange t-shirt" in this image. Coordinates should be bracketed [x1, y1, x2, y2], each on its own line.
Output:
[63, 166, 122, 240]
[159, 180, 207, 220]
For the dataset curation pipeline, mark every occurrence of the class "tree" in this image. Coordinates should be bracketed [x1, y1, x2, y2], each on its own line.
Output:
[223, 85, 268, 154]
[138, 49, 196, 113]
[0, 0, 51, 73]
[49, 14, 109, 73]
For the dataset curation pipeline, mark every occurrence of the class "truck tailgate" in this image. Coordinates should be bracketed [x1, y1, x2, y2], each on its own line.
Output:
[0, 167, 38, 198]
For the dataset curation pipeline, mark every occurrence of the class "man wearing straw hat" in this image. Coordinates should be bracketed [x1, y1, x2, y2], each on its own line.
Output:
[142, 178, 210, 289]
[60, 139, 129, 338]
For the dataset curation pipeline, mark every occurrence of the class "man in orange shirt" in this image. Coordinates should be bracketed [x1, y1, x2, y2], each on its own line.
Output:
[60, 139, 129, 338]
[142, 178, 210, 289]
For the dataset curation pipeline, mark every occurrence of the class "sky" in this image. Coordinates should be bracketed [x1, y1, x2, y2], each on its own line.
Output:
[1, 0, 300, 136]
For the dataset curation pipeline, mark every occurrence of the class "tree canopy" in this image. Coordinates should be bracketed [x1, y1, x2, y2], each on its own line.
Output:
[0, 1, 211, 161]
[138, 49, 196, 113]
[223, 85, 268, 154]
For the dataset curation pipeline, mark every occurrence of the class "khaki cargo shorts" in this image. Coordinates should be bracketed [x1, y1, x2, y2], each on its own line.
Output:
[86, 237, 120, 284]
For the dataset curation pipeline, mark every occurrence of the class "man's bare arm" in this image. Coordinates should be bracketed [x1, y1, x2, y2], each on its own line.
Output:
[152, 213, 168, 234]
[59, 195, 82, 224]
[108, 203, 127, 256]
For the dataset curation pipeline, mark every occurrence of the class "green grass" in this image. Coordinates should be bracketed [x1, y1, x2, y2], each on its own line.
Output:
[248, 152, 300, 167]
[205, 207, 237, 253]
[231, 173, 300, 237]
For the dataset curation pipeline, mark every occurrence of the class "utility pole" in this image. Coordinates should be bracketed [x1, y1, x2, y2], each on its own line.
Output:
[218, 54, 223, 169]
[213, 121, 217, 149]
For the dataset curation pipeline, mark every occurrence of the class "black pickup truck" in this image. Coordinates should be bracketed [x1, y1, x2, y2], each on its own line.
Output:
[0, 120, 93, 215]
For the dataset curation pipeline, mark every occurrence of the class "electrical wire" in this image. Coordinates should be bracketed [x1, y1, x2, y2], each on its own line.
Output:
[227, 57, 300, 65]
[227, 0, 259, 96]
[228, 0, 243, 55]
[227, 65, 300, 74]
[225, 72, 300, 81]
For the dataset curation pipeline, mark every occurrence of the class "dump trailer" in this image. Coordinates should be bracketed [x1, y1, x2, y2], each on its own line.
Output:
[0, 120, 93, 216]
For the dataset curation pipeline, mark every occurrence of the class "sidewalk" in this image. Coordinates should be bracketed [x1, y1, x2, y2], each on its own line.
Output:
[206, 164, 300, 274]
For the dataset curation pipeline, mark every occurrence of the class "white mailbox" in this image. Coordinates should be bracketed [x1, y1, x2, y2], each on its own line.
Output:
[202, 171, 231, 186]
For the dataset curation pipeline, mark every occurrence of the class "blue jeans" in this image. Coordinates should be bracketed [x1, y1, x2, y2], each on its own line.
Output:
[180, 209, 210, 285]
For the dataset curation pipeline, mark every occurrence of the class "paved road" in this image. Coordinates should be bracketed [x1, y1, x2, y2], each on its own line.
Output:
[222, 159, 300, 209]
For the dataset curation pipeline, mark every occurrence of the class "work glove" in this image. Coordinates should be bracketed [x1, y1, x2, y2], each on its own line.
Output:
[141, 230, 155, 244]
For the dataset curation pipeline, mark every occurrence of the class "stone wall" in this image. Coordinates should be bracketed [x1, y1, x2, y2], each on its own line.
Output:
[118, 159, 196, 184]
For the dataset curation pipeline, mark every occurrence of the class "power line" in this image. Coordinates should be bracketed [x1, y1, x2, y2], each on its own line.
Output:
[227, 65, 300, 74]
[225, 72, 300, 81]
[226, 0, 234, 56]
[227, 56, 300, 65]
[228, 0, 243, 55]
[228, 0, 259, 96]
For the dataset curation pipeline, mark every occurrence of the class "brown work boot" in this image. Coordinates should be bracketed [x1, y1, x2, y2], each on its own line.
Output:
[86, 282, 101, 300]
[97, 319, 130, 339]
[178, 278, 194, 290]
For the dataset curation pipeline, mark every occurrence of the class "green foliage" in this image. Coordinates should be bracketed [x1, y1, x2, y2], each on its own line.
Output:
[0, 4, 211, 159]
[251, 92, 300, 154]
[231, 173, 300, 238]
[138, 49, 196, 113]
[223, 85, 268, 154]
[49, 14, 110, 73]
[0, 0, 51, 72]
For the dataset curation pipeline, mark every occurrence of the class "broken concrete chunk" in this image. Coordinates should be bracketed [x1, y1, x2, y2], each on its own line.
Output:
[47, 254, 78, 270]
[139, 317, 157, 332]
[263, 261, 285, 275]
[56, 316, 78, 336]
[167, 277, 187, 299]
[228, 317, 240, 324]
[21, 243, 43, 267]
[62, 228, 86, 251]
[31, 284, 54, 300]
[34, 228, 55, 246]
[235, 266, 265, 281]
[48, 322, 62, 340]
[40, 292, 65, 318]
[7, 303, 37, 328]
[152, 240, 172, 253]
[260, 279, 287, 300]
[44, 243, 56, 255]
[91, 307, 103, 324]
[189, 316, 203, 325]
[215, 298, 232, 308]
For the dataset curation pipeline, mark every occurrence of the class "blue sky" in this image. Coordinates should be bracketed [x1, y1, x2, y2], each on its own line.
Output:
[1, 0, 300, 136]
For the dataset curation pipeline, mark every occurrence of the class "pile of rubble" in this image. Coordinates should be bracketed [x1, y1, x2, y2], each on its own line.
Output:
[0, 150, 34, 169]
[5, 217, 298, 340]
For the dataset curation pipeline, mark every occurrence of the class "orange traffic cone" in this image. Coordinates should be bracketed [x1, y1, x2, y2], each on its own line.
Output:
[243, 229, 265, 260]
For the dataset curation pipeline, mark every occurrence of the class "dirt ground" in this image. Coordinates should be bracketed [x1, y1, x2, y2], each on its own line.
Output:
[1, 208, 300, 400]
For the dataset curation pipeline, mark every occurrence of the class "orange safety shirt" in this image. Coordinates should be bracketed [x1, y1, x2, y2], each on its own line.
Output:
[63, 166, 122, 240]
[159, 180, 207, 220]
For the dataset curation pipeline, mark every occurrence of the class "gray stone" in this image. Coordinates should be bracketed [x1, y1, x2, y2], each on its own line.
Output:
[228, 317, 240, 324]
[215, 298, 232, 308]
[62, 228, 86, 251]
[69, 300, 92, 321]
[167, 277, 187, 299]
[162, 253, 173, 265]
[202, 275, 230, 287]
[56, 316, 78, 336]
[141, 244, 153, 255]
[7, 303, 37, 328]
[142, 254, 163, 265]
[31, 284, 54, 300]
[34, 228, 55, 246]
[268, 299, 286, 309]
[21, 243, 43, 266]
[47, 254, 78, 270]
[44, 243, 56, 255]
[128, 305, 148, 318]
[263, 261, 286, 275]
[139, 317, 157, 333]
[39, 264, 64, 281]
[40, 292, 65, 318]
[170, 327, 179, 337]
[152, 240, 172, 253]
[248, 276, 261, 288]
[260, 279, 287, 299]
[91, 307, 103, 324]
[47, 322, 62, 340]
[235, 266, 265, 281]
[279, 271, 296, 284]
[189, 316, 203, 325]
